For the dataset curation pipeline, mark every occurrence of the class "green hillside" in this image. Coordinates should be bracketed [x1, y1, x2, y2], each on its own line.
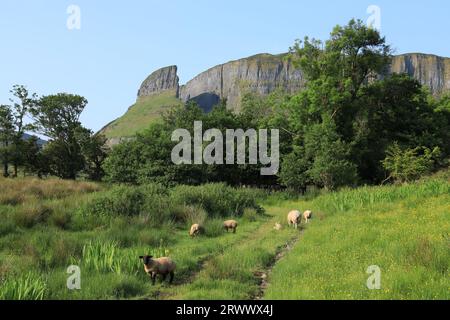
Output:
[100, 90, 182, 139]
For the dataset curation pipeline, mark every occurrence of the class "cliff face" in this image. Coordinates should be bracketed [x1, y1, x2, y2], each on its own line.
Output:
[179, 54, 305, 111]
[137, 65, 179, 98]
[390, 54, 450, 95]
[136, 53, 449, 114]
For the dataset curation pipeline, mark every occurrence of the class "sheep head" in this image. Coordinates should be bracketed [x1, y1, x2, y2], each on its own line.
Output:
[139, 255, 154, 266]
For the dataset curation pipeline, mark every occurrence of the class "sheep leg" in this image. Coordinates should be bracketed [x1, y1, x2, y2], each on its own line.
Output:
[169, 271, 175, 284]
[151, 273, 157, 285]
[233, 227, 236, 234]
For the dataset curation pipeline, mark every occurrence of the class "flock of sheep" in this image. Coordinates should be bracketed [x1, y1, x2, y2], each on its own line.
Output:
[139, 210, 312, 285]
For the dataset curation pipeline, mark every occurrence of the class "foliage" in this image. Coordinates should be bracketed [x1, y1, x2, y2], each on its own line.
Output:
[382, 143, 441, 183]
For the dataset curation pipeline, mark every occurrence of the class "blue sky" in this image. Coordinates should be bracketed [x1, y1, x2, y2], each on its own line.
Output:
[0, 0, 449, 133]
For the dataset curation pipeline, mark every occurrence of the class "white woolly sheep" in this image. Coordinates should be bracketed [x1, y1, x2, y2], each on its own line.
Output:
[287, 210, 301, 229]
[223, 220, 238, 233]
[139, 255, 176, 285]
[303, 210, 313, 224]
[189, 223, 204, 237]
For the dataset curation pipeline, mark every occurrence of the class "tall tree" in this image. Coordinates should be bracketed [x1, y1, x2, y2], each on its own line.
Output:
[33, 93, 88, 179]
[9, 85, 38, 177]
[0, 105, 14, 177]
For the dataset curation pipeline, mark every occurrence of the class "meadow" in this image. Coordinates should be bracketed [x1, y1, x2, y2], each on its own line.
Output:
[0, 172, 448, 300]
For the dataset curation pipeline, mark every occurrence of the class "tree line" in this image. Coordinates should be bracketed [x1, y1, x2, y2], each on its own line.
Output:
[104, 20, 450, 190]
[0, 87, 107, 180]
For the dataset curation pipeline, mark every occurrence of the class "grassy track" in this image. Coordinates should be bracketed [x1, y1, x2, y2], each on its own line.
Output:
[164, 205, 300, 300]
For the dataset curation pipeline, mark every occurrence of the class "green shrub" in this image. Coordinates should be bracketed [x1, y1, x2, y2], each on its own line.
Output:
[14, 202, 52, 228]
[204, 219, 225, 238]
[382, 143, 441, 184]
[82, 186, 144, 217]
[50, 210, 72, 229]
[170, 183, 264, 217]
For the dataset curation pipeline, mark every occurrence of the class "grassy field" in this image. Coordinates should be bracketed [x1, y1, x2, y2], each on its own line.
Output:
[0, 173, 448, 300]
[100, 90, 182, 139]
[265, 173, 450, 300]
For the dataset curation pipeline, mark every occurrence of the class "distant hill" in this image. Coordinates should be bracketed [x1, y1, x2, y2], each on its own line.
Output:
[23, 133, 47, 146]
[100, 52, 450, 145]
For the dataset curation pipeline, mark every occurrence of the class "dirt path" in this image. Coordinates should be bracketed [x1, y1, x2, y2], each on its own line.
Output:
[253, 232, 302, 300]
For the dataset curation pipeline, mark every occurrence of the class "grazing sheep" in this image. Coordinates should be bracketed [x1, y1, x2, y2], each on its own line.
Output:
[303, 210, 313, 224]
[274, 223, 282, 230]
[139, 255, 176, 285]
[223, 220, 238, 233]
[287, 210, 301, 229]
[189, 224, 204, 237]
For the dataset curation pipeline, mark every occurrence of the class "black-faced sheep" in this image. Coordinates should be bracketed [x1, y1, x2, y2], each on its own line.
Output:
[223, 220, 238, 233]
[287, 210, 301, 229]
[139, 255, 176, 285]
[303, 210, 312, 224]
[189, 223, 204, 237]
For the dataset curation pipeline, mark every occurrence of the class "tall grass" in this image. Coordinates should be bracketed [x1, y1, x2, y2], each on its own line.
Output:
[0, 273, 47, 300]
[0, 177, 100, 206]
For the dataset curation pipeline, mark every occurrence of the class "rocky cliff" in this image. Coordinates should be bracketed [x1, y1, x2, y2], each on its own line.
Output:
[390, 54, 450, 95]
[137, 65, 179, 97]
[178, 53, 305, 111]
[136, 53, 449, 114]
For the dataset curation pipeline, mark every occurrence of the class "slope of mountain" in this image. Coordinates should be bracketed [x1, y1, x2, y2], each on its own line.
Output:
[100, 52, 450, 144]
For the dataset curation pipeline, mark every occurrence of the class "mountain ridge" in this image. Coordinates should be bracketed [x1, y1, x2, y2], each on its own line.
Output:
[101, 52, 450, 144]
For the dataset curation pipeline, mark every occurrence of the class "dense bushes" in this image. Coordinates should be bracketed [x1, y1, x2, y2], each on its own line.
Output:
[80, 183, 265, 226]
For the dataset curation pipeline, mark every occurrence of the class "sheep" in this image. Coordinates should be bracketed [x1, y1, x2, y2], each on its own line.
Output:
[287, 210, 301, 229]
[303, 210, 313, 224]
[139, 255, 176, 285]
[223, 220, 238, 233]
[189, 223, 204, 237]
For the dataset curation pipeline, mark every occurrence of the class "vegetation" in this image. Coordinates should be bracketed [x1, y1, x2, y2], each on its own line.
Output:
[0, 177, 268, 300]
[265, 174, 450, 299]
[104, 20, 450, 190]
[100, 90, 183, 139]
[0, 19, 449, 301]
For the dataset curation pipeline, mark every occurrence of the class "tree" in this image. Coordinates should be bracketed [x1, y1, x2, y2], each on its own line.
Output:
[78, 131, 109, 181]
[33, 93, 88, 179]
[382, 143, 441, 184]
[304, 117, 357, 190]
[0, 105, 14, 177]
[9, 85, 37, 177]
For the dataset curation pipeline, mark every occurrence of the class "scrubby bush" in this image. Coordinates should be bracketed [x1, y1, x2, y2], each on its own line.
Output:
[204, 219, 225, 238]
[170, 183, 264, 217]
[14, 202, 52, 228]
[82, 185, 145, 217]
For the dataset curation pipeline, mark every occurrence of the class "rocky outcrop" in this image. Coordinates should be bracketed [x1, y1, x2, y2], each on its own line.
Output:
[136, 53, 449, 115]
[102, 52, 449, 145]
[137, 65, 179, 98]
[390, 54, 450, 95]
[179, 54, 305, 111]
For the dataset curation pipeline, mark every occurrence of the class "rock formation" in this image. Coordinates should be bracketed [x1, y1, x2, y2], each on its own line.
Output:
[137, 53, 449, 114]
[137, 65, 179, 97]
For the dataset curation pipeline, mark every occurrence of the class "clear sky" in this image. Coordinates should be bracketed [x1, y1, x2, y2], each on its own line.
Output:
[0, 0, 449, 133]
